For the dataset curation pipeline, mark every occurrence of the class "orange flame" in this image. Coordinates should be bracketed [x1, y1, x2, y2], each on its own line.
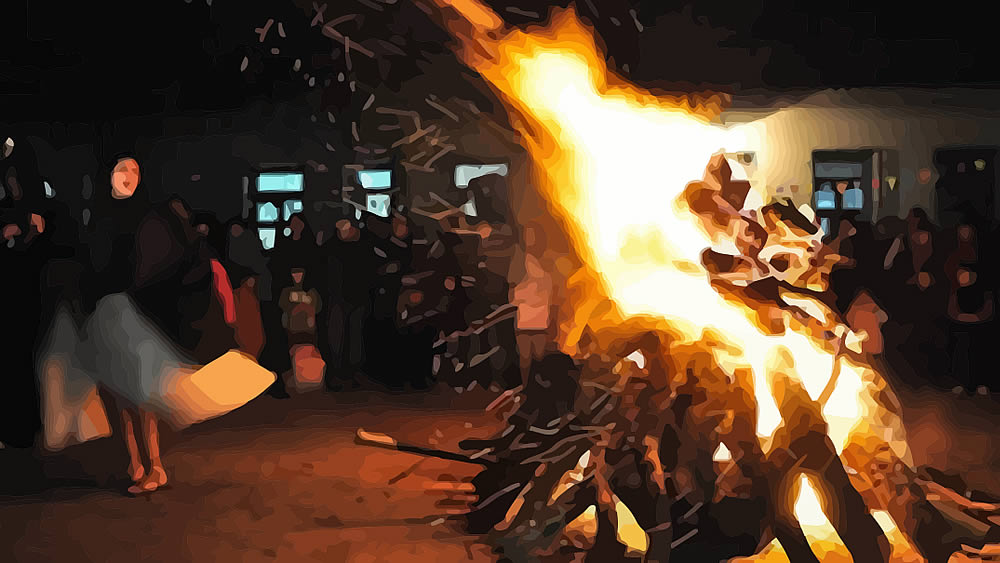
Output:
[433, 1, 917, 558]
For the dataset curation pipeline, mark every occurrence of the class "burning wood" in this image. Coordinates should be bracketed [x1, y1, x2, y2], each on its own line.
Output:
[298, 1, 1000, 560]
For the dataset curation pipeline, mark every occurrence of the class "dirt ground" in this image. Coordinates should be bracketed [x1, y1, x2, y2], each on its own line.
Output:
[2, 370, 999, 563]
[0, 388, 505, 563]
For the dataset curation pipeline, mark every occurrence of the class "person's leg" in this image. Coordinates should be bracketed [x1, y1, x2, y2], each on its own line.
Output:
[515, 332, 531, 389]
[120, 407, 144, 483]
[350, 304, 368, 381]
[128, 409, 167, 494]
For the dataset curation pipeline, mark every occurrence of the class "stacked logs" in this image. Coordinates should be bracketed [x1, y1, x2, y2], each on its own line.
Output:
[358, 154, 1000, 561]
[459, 155, 1000, 561]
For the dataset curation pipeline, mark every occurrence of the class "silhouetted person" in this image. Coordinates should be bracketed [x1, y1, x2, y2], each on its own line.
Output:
[193, 211, 226, 260]
[225, 219, 271, 298]
[233, 272, 266, 361]
[0, 134, 50, 448]
[322, 219, 374, 390]
[510, 224, 554, 390]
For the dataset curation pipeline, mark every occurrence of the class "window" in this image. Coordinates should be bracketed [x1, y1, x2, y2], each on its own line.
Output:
[257, 172, 304, 193]
[366, 193, 391, 218]
[253, 171, 305, 250]
[258, 228, 277, 251]
[455, 163, 508, 189]
[257, 202, 279, 223]
[282, 199, 303, 221]
[811, 153, 870, 214]
[843, 181, 864, 210]
[357, 170, 392, 190]
[815, 161, 863, 179]
[814, 183, 836, 210]
[342, 167, 396, 218]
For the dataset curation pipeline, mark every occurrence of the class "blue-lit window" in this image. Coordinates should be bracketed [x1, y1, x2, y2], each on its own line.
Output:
[814, 183, 836, 210]
[254, 171, 306, 250]
[455, 163, 508, 189]
[366, 193, 391, 218]
[357, 170, 392, 190]
[842, 187, 864, 210]
[258, 228, 277, 250]
[282, 199, 303, 221]
[820, 217, 831, 235]
[257, 202, 279, 223]
[257, 172, 304, 193]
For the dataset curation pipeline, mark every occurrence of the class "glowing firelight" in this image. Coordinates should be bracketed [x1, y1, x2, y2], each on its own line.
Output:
[433, 0, 914, 556]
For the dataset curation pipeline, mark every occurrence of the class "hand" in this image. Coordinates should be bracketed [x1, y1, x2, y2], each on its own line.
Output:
[2, 224, 21, 240]
[29, 214, 45, 234]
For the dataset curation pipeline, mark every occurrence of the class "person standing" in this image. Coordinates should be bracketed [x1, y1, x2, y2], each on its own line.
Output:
[0, 134, 53, 449]
[510, 225, 553, 390]
[46, 155, 256, 495]
[278, 268, 323, 372]
[322, 219, 375, 390]
[232, 272, 266, 360]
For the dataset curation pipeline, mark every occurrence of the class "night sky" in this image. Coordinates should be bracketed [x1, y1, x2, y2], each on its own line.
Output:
[2, 0, 998, 123]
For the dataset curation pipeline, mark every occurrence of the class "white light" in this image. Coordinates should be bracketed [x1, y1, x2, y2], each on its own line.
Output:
[713, 442, 732, 462]
[625, 350, 645, 369]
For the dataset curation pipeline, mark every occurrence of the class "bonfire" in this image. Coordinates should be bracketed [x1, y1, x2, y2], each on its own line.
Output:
[364, 2, 1000, 561]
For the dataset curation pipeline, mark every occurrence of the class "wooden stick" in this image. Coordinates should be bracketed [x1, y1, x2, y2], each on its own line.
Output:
[355, 429, 495, 465]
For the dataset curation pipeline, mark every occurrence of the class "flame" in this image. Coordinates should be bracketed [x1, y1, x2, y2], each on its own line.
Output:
[433, 0, 917, 558]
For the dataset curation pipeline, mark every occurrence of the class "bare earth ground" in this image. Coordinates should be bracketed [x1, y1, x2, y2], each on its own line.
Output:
[2, 375, 1000, 562]
[0, 388, 505, 563]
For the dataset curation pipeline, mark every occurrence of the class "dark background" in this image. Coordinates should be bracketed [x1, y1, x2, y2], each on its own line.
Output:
[2, 0, 999, 124]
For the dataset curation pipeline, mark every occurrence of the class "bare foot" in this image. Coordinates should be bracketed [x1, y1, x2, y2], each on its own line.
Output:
[127, 476, 159, 496]
[147, 466, 168, 488]
[128, 464, 146, 483]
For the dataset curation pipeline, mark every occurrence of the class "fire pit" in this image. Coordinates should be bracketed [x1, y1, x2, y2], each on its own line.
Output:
[356, 2, 1000, 561]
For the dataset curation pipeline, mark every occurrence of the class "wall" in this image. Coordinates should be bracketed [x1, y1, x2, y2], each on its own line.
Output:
[722, 89, 1000, 222]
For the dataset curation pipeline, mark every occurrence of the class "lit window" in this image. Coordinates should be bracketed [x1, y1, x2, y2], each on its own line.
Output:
[282, 199, 303, 221]
[257, 172, 304, 193]
[357, 170, 392, 190]
[843, 187, 864, 210]
[366, 193, 391, 218]
[820, 217, 831, 235]
[815, 183, 836, 210]
[43, 181, 55, 199]
[257, 202, 279, 223]
[454, 164, 508, 189]
[258, 228, 277, 250]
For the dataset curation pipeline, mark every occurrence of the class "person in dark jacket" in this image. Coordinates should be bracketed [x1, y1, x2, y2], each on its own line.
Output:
[321, 219, 376, 390]
[0, 134, 53, 448]
[78, 155, 239, 494]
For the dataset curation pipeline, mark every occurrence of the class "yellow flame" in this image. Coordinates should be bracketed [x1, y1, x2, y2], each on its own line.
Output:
[434, 0, 915, 557]
[450, 4, 903, 454]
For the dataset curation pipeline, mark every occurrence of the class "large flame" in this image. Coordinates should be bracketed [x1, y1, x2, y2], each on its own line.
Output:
[433, 1, 916, 558]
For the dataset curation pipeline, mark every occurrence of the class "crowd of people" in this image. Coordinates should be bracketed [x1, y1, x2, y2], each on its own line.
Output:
[7, 129, 997, 495]
[826, 207, 999, 393]
[0, 137, 514, 454]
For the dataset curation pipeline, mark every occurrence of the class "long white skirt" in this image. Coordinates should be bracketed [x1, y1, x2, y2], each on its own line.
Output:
[37, 293, 276, 451]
